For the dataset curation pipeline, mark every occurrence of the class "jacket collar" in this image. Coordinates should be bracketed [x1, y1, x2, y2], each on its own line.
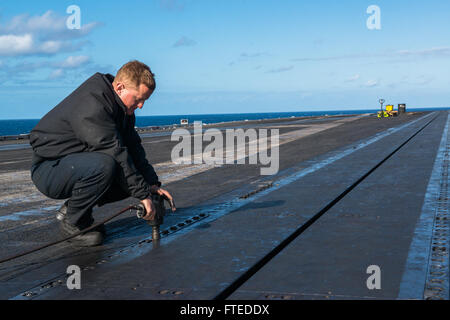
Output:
[102, 73, 128, 114]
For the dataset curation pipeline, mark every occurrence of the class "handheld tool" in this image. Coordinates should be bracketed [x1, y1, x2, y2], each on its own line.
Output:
[135, 193, 171, 240]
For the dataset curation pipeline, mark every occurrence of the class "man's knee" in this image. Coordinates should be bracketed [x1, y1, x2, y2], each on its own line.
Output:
[67, 152, 117, 187]
[90, 153, 117, 183]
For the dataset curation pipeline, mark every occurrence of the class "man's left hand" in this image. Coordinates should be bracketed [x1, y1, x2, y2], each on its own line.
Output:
[150, 186, 176, 212]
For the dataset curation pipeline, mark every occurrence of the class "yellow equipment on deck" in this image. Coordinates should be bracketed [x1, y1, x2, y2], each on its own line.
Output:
[377, 104, 398, 118]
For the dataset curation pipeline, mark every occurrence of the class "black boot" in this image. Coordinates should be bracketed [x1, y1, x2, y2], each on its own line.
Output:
[56, 201, 106, 236]
[60, 219, 104, 247]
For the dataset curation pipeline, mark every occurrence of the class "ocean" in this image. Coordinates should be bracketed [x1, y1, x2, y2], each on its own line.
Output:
[0, 108, 448, 136]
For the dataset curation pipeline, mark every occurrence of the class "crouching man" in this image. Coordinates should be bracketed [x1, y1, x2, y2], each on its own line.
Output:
[29, 60, 175, 247]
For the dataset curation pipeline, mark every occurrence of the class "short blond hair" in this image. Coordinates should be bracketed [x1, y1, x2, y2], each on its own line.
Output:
[114, 60, 155, 91]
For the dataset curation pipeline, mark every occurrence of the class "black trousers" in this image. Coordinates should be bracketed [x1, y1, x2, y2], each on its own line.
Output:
[31, 152, 129, 228]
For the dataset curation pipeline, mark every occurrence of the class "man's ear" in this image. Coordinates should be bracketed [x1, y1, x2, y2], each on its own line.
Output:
[114, 82, 125, 95]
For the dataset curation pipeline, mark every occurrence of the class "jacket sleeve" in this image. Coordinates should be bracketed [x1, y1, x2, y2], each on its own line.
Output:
[70, 97, 151, 200]
[124, 120, 161, 187]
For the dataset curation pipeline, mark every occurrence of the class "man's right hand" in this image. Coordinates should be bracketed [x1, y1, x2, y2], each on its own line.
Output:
[140, 198, 156, 221]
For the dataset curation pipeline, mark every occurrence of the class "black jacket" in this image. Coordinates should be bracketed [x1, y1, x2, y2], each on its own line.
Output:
[30, 73, 159, 200]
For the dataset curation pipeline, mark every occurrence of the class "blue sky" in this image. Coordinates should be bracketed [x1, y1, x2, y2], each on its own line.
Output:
[0, 0, 449, 119]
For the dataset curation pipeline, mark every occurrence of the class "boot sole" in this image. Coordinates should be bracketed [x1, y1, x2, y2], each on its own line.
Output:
[66, 232, 104, 247]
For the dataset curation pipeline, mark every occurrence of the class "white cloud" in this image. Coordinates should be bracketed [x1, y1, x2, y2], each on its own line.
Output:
[56, 55, 90, 68]
[346, 74, 361, 82]
[365, 80, 379, 87]
[39, 40, 63, 54]
[0, 34, 83, 56]
[0, 55, 94, 84]
[0, 55, 91, 73]
[0, 34, 33, 56]
[8, 11, 62, 35]
[0, 10, 100, 84]
[48, 68, 64, 80]
[0, 11, 99, 57]
[397, 47, 450, 57]
[0, 11, 99, 40]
